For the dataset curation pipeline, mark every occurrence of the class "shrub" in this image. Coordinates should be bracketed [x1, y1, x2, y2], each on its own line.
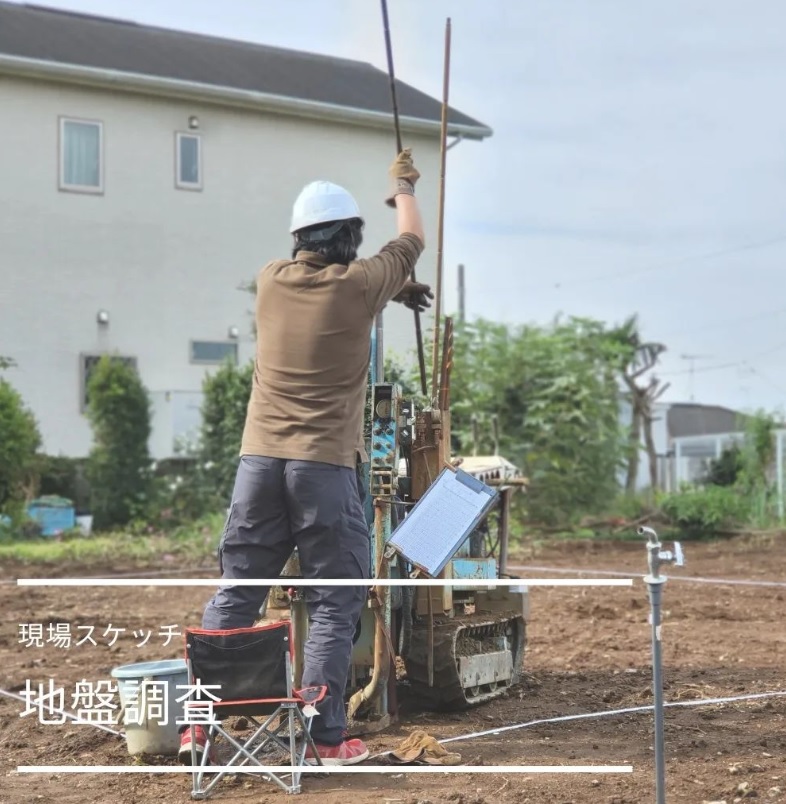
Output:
[134, 361, 253, 530]
[144, 460, 221, 529]
[657, 485, 751, 537]
[36, 455, 90, 513]
[85, 356, 153, 530]
[0, 379, 41, 512]
[196, 359, 254, 505]
[703, 446, 743, 487]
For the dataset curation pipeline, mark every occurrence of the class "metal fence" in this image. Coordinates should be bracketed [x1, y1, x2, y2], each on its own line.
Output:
[670, 429, 786, 521]
[671, 432, 745, 487]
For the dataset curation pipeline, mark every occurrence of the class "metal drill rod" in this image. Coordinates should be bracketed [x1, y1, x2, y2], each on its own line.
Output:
[431, 17, 451, 403]
[380, 0, 428, 396]
[380, 0, 402, 154]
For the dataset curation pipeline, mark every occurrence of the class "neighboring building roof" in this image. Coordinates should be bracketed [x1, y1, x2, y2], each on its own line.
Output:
[666, 403, 747, 439]
[0, 2, 491, 139]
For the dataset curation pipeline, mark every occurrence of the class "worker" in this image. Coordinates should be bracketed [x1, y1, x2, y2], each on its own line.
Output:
[179, 149, 429, 767]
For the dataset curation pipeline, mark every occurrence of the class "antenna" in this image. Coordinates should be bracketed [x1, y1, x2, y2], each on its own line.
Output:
[679, 353, 714, 402]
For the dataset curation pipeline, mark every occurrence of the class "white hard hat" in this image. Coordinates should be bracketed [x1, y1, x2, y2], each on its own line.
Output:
[289, 181, 363, 234]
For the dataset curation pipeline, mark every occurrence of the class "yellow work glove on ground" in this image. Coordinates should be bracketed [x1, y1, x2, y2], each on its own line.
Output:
[389, 729, 462, 765]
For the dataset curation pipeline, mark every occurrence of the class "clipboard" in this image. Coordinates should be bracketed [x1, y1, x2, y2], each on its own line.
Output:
[388, 467, 498, 577]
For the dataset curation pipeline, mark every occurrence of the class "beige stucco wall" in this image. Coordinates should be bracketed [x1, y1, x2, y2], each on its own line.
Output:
[0, 74, 441, 457]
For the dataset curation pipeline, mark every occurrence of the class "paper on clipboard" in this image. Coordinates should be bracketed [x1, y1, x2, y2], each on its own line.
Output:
[388, 467, 498, 577]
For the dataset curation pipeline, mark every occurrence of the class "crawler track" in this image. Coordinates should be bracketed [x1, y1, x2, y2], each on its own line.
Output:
[404, 613, 526, 709]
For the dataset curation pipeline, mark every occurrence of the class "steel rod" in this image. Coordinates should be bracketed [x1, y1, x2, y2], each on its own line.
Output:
[498, 488, 512, 577]
[380, 0, 427, 396]
[431, 17, 451, 402]
[380, 0, 402, 154]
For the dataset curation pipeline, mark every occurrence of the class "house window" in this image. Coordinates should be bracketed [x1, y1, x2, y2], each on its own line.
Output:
[60, 118, 103, 193]
[176, 132, 202, 189]
[190, 341, 238, 365]
[80, 354, 138, 412]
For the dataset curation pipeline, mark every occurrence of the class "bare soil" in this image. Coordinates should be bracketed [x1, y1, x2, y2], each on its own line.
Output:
[1, 535, 785, 804]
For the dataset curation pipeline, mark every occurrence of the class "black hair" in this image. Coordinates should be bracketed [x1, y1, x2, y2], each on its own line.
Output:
[292, 217, 364, 265]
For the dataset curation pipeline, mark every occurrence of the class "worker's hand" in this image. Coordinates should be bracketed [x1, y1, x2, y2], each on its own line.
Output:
[389, 148, 420, 186]
[392, 280, 433, 312]
[386, 148, 420, 207]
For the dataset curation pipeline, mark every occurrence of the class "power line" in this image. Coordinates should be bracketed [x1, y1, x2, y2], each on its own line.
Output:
[659, 305, 786, 340]
[748, 337, 786, 362]
[659, 340, 786, 378]
[574, 232, 786, 288]
[660, 360, 742, 377]
[746, 366, 786, 396]
[497, 231, 786, 293]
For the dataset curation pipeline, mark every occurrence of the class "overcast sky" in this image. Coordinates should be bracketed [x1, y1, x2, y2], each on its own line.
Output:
[20, 0, 786, 413]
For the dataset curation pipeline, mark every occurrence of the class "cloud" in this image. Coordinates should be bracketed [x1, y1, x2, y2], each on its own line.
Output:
[16, 0, 786, 412]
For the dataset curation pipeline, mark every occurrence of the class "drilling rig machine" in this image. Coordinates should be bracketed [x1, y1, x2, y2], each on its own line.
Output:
[271, 11, 529, 734]
[273, 316, 529, 732]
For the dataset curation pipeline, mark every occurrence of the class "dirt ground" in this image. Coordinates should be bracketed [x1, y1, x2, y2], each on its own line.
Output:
[1, 535, 784, 804]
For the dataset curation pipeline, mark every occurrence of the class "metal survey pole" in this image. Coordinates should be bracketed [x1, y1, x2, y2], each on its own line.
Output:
[639, 526, 684, 804]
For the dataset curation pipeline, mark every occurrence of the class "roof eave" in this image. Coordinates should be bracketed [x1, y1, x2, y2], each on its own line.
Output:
[0, 54, 493, 140]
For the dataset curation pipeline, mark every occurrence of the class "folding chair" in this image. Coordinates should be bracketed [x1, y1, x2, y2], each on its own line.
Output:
[183, 621, 325, 798]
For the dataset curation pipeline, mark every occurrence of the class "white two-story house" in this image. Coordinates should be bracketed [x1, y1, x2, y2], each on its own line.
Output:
[0, 2, 490, 458]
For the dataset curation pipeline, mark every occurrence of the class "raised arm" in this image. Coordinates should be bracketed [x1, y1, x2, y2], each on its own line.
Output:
[359, 149, 430, 316]
[387, 149, 426, 246]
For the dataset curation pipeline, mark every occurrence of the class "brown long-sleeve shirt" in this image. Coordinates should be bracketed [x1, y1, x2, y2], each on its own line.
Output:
[240, 233, 424, 468]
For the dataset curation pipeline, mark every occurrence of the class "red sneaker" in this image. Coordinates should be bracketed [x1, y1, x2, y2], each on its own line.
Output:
[305, 737, 370, 766]
[178, 725, 213, 765]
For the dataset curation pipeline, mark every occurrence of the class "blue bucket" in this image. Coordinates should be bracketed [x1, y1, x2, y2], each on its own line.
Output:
[111, 659, 188, 755]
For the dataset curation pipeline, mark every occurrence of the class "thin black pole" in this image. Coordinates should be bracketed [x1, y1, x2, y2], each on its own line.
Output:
[380, 0, 427, 396]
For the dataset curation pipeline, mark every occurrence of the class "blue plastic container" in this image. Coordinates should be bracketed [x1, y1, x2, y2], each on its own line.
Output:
[27, 496, 75, 535]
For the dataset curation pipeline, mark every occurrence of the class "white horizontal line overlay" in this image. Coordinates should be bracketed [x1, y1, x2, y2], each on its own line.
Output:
[16, 764, 633, 774]
[508, 564, 786, 589]
[16, 578, 633, 587]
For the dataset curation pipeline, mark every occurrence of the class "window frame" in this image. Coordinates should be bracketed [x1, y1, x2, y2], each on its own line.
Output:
[175, 131, 203, 191]
[59, 117, 104, 194]
[189, 340, 239, 366]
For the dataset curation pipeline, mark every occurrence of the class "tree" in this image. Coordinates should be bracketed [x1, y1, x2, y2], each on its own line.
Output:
[86, 356, 153, 529]
[446, 317, 631, 524]
[0, 379, 41, 511]
[607, 315, 668, 494]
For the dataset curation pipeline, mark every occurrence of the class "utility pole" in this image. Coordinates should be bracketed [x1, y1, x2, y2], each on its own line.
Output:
[457, 263, 465, 324]
[679, 353, 713, 402]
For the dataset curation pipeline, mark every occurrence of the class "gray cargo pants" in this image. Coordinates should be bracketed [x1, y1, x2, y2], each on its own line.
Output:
[202, 456, 370, 746]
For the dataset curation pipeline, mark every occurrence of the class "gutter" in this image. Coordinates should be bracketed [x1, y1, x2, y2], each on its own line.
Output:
[0, 54, 493, 141]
